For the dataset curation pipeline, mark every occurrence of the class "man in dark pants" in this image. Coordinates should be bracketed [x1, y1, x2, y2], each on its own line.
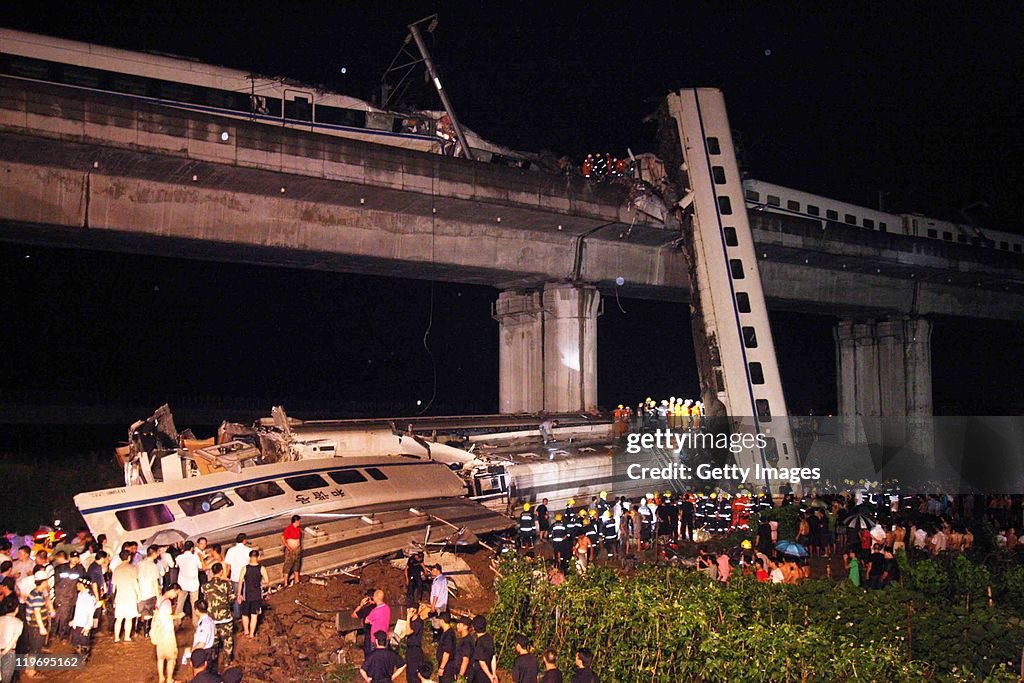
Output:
[405, 553, 425, 605]
[352, 590, 377, 657]
[433, 612, 456, 683]
[454, 617, 475, 682]
[470, 615, 496, 683]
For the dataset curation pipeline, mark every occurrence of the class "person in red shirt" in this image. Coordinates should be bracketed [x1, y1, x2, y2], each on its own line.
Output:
[281, 516, 302, 587]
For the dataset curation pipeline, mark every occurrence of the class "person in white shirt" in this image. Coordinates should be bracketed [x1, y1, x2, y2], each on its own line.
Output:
[769, 563, 785, 584]
[70, 579, 99, 654]
[0, 600, 24, 681]
[223, 534, 251, 620]
[175, 542, 203, 620]
[191, 599, 216, 658]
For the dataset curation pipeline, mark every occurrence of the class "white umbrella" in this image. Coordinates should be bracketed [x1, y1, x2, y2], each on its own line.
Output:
[845, 513, 875, 529]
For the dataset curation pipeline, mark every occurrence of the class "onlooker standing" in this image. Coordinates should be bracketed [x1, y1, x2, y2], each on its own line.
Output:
[281, 516, 303, 588]
[69, 578, 97, 655]
[352, 590, 376, 657]
[360, 630, 406, 683]
[223, 534, 250, 622]
[175, 541, 203, 620]
[511, 635, 539, 683]
[137, 546, 162, 635]
[403, 606, 425, 683]
[23, 570, 50, 677]
[191, 599, 216, 666]
[433, 612, 456, 683]
[237, 549, 268, 638]
[150, 586, 179, 683]
[428, 564, 448, 615]
[0, 600, 23, 683]
[453, 618, 475, 682]
[405, 553, 425, 606]
[540, 649, 563, 683]
[471, 615, 497, 683]
[570, 647, 600, 683]
[111, 549, 141, 642]
[363, 590, 391, 650]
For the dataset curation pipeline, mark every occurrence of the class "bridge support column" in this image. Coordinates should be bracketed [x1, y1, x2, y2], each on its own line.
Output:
[542, 283, 601, 413]
[834, 318, 933, 456]
[494, 284, 600, 414]
[495, 290, 545, 414]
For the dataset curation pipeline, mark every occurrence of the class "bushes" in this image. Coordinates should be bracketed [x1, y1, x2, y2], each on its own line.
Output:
[749, 505, 800, 541]
[490, 559, 1024, 682]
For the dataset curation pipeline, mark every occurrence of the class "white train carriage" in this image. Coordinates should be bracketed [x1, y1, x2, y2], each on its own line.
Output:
[743, 179, 1024, 254]
[0, 28, 525, 162]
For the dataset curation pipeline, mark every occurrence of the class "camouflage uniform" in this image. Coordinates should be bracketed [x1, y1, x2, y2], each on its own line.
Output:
[205, 577, 235, 661]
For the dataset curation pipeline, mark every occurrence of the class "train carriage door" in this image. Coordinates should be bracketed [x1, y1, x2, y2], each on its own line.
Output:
[283, 88, 314, 127]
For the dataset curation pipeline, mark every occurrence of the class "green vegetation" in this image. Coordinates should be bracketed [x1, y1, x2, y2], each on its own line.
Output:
[490, 558, 1024, 682]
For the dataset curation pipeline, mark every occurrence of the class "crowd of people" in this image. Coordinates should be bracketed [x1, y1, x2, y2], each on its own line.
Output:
[611, 396, 705, 436]
[0, 514, 312, 683]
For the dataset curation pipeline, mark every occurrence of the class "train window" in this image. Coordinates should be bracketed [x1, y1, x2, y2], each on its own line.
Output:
[115, 504, 174, 531]
[62, 65, 101, 88]
[748, 362, 765, 385]
[942, 231, 953, 241]
[844, 214, 857, 225]
[755, 399, 772, 421]
[742, 326, 758, 348]
[787, 200, 800, 211]
[285, 96, 313, 121]
[706, 137, 721, 154]
[712, 166, 727, 184]
[235, 481, 285, 502]
[316, 104, 366, 128]
[718, 197, 733, 215]
[179, 491, 234, 517]
[4, 56, 52, 80]
[157, 81, 195, 103]
[1000, 241, 1009, 250]
[767, 195, 781, 207]
[1015, 244, 1022, 253]
[365, 468, 389, 481]
[763, 437, 779, 464]
[826, 209, 838, 220]
[927, 229, 938, 238]
[735, 292, 751, 313]
[745, 190, 760, 202]
[729, 259, 745, 279]
[110, 74, 149, 96]
[329, 469, 368, 485]
[723, 227, 739, 247]
[204, 88, 248, 111]
[285, 474, 328, 491]
[863, 218, 875, 229]
[879, 222, 887, 233]
[807, 205, 820, 216]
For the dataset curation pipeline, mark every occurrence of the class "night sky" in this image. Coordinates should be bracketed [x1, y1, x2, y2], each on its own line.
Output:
[2, 4, 1023, 426]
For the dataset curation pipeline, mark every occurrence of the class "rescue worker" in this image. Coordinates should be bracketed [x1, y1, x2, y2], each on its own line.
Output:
[694, 492, 707, 529]
[716, 492, 732, 533]
[707, 492, 720, 533]
[582, 512, 600, 562]
[549, 514, 569, 571]
[757, 487, 775, 513]
[613, 405, 626, 438]
[518, 503, 537, 549]
[657, 492, 674, 539]
[667, 397, 677, 430]
[730, 492, 746, 531]
[594, 491, 610, 520]
[682, 399, 693, 431]
[693, 401, 703, 430]
[657, 401, 669, 431]
[601, 510, 617, 559]
[564, 500, 581, 540]
[680, 493, 696, 542]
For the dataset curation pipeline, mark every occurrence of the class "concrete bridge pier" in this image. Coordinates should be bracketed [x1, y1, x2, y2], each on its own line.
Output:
[495, 283, 600, 414]
[834, 317, 933, 460]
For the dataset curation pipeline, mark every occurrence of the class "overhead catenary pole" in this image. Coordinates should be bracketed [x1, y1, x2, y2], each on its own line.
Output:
[408, 15, 475, 161]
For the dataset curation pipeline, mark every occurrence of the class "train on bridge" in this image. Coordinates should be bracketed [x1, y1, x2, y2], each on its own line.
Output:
[744, 179, 1024, 255]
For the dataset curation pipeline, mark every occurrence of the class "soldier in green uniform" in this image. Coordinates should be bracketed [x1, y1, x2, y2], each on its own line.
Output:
[204, 562, 235, 665]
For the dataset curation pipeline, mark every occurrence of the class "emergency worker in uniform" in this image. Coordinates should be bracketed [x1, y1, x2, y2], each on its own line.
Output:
[549, 514, 569, 571]
[518, 504, 536, 549]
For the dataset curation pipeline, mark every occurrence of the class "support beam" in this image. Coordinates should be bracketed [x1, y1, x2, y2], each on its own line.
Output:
[542, 283, 601, 413]
[834, 317, 933, 458]
[494, 290, 544, 414]
[494, 284, 601, 415]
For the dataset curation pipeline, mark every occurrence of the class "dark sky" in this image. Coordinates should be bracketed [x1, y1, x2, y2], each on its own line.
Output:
[2, 4, 1023, 421]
